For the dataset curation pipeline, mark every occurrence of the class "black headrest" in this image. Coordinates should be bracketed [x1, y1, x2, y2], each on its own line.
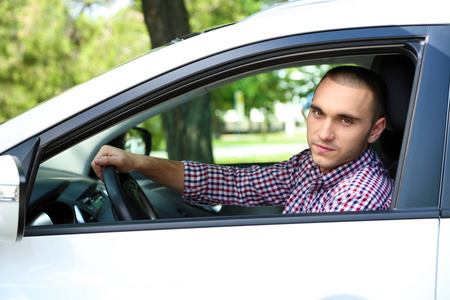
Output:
[371, 55, 414, 132]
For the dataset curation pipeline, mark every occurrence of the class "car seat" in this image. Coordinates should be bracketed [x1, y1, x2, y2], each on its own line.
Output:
[371, 55, 415, 177]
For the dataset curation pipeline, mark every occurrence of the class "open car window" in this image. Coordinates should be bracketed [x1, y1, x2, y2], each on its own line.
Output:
[31, 45, 419, 227]
[144, 65, 332, 166]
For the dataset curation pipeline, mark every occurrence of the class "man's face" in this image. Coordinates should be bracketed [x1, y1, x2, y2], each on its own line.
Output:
[306, 77, 385, 172]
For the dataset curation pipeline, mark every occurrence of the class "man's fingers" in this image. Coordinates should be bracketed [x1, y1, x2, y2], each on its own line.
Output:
[91, 146, 117, 180]
[94, 156, 111, 166]
[91, 145, 134, 181]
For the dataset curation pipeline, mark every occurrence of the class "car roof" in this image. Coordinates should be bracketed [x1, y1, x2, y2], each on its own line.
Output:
[1, 0, 449, 153]
[246, 0, 450, 27]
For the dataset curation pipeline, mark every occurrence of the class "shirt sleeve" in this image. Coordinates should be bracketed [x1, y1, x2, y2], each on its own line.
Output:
[182, 155, 303, 207]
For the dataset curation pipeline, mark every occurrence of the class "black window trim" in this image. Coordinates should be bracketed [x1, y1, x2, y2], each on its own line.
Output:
[25, 207, 439, 237]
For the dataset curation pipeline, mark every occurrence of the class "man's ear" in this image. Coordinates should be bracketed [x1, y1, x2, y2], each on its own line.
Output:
[368, 117, 386, 144]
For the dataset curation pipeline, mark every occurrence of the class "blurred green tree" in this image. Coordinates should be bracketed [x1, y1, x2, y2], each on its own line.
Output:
[0, 0, 75, 121]
[0, 0, 148, 123]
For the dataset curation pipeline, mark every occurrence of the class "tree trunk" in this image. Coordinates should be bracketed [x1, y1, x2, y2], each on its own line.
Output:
[141, 0, 213, 163]
[141, 0, 190, 47]
[162, 94, 214, 162]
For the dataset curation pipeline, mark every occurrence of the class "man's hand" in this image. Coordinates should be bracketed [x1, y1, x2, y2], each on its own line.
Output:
[91, 145, 137, 181]
[91, 144, 185, 194]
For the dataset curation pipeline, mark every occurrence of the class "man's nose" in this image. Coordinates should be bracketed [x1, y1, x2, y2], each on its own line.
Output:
[318, 120, 335, 141]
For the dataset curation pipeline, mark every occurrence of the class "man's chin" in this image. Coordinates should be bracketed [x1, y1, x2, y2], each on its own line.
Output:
[311, 155, 335, 172]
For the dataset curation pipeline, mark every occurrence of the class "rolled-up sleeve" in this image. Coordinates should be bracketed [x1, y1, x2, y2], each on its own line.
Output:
[182, 160, 294, 207]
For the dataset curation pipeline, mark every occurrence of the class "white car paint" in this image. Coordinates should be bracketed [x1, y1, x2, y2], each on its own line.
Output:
[0, 156, 24, 243]
[436, 218, 450, 299]
[0, 219, 438, 299]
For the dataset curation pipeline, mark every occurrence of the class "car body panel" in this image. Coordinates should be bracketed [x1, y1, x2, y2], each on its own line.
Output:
[0, 218, 439, 299]
[437, 219, 450, 300]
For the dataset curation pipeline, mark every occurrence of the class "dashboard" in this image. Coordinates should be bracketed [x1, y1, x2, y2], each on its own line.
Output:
[28, 167, 114, 226]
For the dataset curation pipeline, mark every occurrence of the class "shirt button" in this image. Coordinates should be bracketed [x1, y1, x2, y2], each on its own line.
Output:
[312, 191, 318, 197]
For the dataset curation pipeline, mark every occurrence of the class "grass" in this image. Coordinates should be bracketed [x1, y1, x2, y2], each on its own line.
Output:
[213, 131, 307, 146]
[212, 131, 308, 164]
[152, 130, 309, 164]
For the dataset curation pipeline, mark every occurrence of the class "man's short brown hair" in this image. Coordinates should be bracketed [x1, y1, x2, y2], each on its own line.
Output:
[320, 66, 388, 123]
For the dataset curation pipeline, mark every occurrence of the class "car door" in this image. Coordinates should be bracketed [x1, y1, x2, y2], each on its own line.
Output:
[436, 25, 450, 297]
[1, 26, 448, 300]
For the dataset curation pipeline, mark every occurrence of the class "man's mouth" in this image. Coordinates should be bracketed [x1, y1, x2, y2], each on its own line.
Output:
[313, 143, 335, 154]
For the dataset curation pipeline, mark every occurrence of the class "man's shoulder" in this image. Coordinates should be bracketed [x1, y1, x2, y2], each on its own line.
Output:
[338, 151, 394, 196]
[366, 148, 393, 178]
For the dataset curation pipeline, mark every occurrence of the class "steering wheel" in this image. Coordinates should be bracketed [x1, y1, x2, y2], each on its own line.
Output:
[103, 165, 158, 221]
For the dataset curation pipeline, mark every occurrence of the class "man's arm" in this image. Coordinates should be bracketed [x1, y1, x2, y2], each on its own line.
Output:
[91, 145, 185, 194]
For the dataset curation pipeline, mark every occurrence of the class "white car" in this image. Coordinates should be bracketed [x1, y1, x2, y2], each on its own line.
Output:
[1, 0, 450, 299]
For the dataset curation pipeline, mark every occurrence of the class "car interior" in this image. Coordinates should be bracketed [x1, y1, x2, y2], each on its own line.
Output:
[26, 51, 416, 226]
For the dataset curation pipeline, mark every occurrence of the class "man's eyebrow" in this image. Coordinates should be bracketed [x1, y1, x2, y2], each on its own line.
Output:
[337, 113, 361, 121]
[310, 104, 322, 111]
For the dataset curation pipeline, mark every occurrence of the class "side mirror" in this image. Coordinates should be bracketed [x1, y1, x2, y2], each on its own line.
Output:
[0, 155, 26, 243]
[109, 127, 152, 156]
[124, 127, 152, 156]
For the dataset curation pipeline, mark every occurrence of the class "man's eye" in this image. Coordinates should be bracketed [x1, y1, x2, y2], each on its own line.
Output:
[342, 118, 352, 124]
[314, 110, 324, 117]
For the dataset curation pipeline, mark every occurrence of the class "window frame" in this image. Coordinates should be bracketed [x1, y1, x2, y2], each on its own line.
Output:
[16, 25, 443, 237]
[432, 25, 450, 217]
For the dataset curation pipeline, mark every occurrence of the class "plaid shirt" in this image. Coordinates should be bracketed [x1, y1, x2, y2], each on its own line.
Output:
[182, 147, 393, 213]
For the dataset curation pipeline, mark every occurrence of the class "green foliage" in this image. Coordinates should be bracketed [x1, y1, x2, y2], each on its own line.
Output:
[72, 8, 149, 84]
[210, 65, 333, 121]
[186, 0, 286, 31]
[0, 0, 74, 121]
[186, 0, 262, 31]
[139, 115, 166, 150]
[0, 0, 148, 123]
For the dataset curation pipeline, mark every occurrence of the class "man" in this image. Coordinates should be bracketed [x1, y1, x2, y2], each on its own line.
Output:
[92, 66, 394, 213]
